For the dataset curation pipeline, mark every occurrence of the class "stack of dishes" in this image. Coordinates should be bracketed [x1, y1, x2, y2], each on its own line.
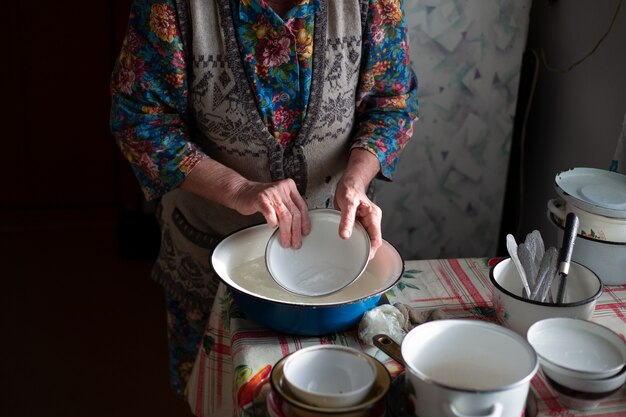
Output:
[527, 318, 626, 410]
[547, 167, 626, 285]
[268, 346, 391, 417]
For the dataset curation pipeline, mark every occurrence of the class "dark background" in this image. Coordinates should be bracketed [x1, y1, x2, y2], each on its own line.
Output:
[2, 1, 191, 416]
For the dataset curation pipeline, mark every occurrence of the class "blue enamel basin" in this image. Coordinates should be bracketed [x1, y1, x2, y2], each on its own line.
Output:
[212, 223, 403, 336]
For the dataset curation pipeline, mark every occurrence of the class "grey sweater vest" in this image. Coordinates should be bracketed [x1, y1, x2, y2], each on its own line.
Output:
[155, 0, 370, 307]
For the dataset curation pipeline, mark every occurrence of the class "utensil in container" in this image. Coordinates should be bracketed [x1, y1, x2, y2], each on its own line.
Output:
[528, 247, 557, 302]
[506, 234, 532, 298]
[490, 257, 602, 336]
[555, 212, 580, 304]
[518, 243, 537, 289]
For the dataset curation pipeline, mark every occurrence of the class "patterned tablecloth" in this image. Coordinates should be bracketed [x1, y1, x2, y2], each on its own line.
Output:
[187, 258, 626, 417]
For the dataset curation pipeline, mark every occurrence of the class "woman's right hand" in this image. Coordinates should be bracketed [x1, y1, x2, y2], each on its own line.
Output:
[232, 178, 311, 249]
[181, 159, 310, 249]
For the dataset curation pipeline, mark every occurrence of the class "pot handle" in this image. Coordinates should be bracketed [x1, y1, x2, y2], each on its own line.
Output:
[446, 403, 504, 417]
[547, 198, 566, 222]
[372, 334, 405, 366]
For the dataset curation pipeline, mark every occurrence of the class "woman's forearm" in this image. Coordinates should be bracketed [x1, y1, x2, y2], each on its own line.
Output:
[343, 148, 381, 191]
[180, 158, 249, 211]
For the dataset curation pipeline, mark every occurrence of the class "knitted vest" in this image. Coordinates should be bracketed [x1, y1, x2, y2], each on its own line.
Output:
[155, 0, 369, 307]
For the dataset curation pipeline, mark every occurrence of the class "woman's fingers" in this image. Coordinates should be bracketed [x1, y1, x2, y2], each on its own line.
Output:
[275, 201, 297, 248]
[334, 180, 383, 259]
[338, 199, 358, 240]
[291, 188, 311, 236]
[357, 203, 383, 259]
[239, 178, 309, 249]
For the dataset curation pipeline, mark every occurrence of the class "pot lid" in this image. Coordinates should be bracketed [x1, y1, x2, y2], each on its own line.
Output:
[555, 167, 626, 218]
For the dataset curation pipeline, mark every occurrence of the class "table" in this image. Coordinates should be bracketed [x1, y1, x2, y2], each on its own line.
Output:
[186, 258, 626, 417]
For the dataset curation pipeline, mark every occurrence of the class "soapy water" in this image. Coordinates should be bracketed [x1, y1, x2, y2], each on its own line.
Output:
[229, 257, 382, 303]
[289, 265, 352, 294]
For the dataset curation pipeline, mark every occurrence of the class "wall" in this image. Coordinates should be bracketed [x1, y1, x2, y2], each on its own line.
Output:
[378, 0, 532, 259]
[518, 0, 626, 249]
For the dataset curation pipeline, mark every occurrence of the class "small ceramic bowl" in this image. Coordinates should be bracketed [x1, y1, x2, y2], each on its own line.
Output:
[490, 258, 603, 336]
[548, 212, 626, 285]
[266, 209, 370, 296]
[527, 318, 626, 380]
[541, 361, 626, 394]
[282, 345, 377, 408]
[270, 350, 391, 417]
[543, 372, 623, 411]
[548, 197, 626, 242]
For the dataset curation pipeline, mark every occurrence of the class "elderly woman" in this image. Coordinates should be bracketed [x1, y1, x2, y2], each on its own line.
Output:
[110, 0, 418, 400]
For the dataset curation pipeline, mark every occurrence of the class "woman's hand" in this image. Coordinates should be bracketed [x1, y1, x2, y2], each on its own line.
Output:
[181, 159, 310, 249]
[232, 178, 311, 249]
[334, 149, 383, 259]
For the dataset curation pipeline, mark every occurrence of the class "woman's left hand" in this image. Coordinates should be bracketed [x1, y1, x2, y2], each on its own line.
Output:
[334, 149, 383, 259]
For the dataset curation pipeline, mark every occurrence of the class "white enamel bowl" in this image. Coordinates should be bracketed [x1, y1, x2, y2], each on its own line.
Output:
[266, 209, 370, 296]
[527, 318, 626, 380]
[282, 345, 377, 408]
[490, 258, 603, 336]
[541, 360, 626, 394]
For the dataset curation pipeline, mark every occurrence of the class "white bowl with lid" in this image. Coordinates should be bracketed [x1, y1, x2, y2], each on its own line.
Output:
[555, 167, 626, 219]
[527, 318, 626, 380]
[265, 209, 370, 297]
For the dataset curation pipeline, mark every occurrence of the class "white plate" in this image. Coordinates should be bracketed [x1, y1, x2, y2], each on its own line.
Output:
[265, 209, 370, 296]
[555, 167, 626, 218]
[527, 318, 626, 379]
